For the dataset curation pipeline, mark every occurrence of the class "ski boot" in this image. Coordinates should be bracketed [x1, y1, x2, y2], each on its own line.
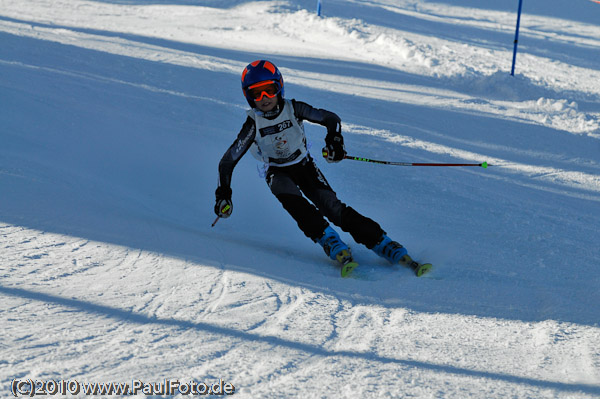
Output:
[371, 235, 408, 263]
[317, 226, 358, 277]
[372, 235, 431, 277]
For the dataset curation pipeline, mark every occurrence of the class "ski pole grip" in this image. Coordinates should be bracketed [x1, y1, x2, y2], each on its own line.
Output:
[322, 147, 329, 159]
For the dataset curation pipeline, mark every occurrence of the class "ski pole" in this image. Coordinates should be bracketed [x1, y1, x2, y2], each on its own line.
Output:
[323, 149, 488, 168]
[211, 203, 232, 227]
[346, 155, 488, 168]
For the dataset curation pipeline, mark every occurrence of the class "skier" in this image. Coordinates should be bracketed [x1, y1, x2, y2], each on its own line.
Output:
[214, 60, 429, 276]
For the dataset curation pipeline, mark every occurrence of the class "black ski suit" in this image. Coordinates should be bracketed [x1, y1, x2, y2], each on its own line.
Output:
[216, 99, 384, 248]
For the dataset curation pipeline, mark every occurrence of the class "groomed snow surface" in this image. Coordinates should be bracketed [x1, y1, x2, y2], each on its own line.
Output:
[1, 0, 599, 397]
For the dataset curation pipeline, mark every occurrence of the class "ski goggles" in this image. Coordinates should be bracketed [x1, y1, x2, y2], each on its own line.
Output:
[246, 81, 281, 101]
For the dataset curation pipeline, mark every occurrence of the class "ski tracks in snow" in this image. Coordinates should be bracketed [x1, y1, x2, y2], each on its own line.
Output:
[2, 223, 600, 397]
[1, 225, 103, 284]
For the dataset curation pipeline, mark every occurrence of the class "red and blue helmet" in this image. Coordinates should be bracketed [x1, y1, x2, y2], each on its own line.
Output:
[241, 60, 284, 107]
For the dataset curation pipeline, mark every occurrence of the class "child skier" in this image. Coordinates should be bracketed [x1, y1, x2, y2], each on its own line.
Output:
[214, 60, 430, 277]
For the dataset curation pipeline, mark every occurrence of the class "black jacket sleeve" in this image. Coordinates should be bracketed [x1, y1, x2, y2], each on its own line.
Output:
[217, 116, 256, 196]
[292, 100, 343, 144]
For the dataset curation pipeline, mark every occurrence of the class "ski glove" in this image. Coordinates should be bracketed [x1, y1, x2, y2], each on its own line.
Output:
[322, 136, 346, 163]
[214, 186, 233, 218]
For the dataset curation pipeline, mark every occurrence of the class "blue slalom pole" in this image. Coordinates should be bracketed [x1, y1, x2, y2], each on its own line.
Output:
[510, 0, 524, 76]
[317, 0, 322, 16]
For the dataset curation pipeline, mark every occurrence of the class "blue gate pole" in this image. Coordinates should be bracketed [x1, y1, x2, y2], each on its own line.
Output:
[317, 0, 322, 16]
[511, 0, 524, 76]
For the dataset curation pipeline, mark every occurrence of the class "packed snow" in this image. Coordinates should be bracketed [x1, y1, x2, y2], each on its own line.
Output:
[1, 0, 599, 397]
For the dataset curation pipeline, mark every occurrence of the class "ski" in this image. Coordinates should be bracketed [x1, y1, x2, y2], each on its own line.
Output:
[336, 249, 359, 277]
[336, 251, 432, 278]
[400, 255, 433, 277]
[341, 260, 359, 277]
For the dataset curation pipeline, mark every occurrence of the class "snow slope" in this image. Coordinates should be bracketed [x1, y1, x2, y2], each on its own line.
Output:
[1, 0, 599, 397]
